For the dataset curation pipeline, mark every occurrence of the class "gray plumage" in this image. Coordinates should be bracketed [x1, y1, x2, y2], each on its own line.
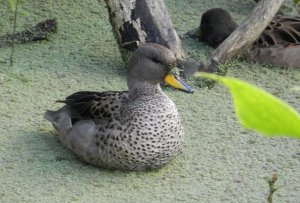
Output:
[44, 43, 190, 170]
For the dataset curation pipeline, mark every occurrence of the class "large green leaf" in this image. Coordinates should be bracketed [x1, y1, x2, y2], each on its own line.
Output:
[196, 73, 300, 139]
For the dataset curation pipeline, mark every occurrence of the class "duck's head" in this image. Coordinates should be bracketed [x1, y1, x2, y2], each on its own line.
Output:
[200, 8, 238, 48]
[127, 43, 193, 95]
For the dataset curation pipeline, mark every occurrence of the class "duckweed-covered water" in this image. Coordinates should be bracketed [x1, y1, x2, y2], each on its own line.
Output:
[0, 0, 299, 202]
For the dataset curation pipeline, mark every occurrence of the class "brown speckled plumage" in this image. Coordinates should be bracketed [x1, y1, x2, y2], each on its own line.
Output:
[44, 43, 191, 170]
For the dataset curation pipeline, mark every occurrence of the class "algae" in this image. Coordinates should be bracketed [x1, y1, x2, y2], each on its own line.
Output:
[0, 0, 299, 202]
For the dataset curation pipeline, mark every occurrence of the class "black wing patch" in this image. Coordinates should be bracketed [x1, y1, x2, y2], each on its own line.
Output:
[58, 91, 129, 120]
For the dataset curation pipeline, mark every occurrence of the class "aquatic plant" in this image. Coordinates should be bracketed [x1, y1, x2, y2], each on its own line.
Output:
[196, 73, 300, 139]
[3, 0, 21, 65]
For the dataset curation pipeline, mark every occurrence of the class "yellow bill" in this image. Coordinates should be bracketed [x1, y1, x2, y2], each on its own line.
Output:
[164, 74, 193, 93]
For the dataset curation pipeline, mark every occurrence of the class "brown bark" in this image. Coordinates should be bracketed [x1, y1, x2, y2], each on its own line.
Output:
[104, 0, 186, 63]
[200, 0, 285, 74]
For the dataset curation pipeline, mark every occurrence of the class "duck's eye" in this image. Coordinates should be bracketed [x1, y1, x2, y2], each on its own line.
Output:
[151, 58, 161, 64]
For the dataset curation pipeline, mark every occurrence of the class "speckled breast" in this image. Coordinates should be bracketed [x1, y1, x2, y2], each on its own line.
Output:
[122, 96, 184, 169]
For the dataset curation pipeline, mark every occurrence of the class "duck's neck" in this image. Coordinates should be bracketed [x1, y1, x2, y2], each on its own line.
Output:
[128, 80, 164, 100]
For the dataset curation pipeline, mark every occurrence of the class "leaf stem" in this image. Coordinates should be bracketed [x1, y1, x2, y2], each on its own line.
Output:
[10, 0, 19, 66]
[266, 173, 279, 203]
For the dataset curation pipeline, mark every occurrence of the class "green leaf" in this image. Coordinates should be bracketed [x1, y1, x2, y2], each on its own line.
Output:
[196, 73, 300, 139]
[8, 0, 17, 12]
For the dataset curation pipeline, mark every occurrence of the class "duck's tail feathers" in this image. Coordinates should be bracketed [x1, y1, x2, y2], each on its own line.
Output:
[44, 106, 70, 123]
[44, 110, 59, 123]
[44, 107, 73, 131]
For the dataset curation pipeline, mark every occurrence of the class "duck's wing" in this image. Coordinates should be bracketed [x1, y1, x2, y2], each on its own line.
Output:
[58, 91, 129, 121]
[255, 15, 300, 47]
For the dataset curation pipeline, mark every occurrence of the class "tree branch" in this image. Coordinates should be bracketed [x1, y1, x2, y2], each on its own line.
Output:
[199, 0, 285, 73]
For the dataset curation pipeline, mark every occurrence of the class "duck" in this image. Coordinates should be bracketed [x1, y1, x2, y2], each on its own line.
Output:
[198, 8, 300, 68]
[199, 8, 238, 48]
[44, 43, 193, 171]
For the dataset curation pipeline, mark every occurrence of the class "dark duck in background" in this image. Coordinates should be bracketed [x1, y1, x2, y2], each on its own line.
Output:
[199, 8, 300, 68]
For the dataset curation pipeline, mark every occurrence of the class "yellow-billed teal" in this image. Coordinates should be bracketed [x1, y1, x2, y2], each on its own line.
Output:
[199, 8, 238, 48]
[199, 8, 300, 68]
[44, 43, 193, 170]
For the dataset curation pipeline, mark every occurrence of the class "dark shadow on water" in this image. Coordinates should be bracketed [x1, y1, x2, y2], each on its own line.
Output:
[21, 130, 176, 176]
[19, 130, 153, 178]
[19, 130, 78, 163]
